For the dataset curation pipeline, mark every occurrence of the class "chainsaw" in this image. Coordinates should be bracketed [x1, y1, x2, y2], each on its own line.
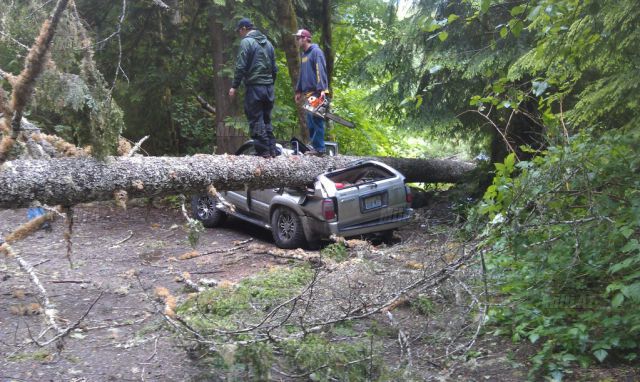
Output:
[302, 94, 355, 129]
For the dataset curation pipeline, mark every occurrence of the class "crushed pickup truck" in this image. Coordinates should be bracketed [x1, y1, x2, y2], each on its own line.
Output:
[192, 140, 413, 249]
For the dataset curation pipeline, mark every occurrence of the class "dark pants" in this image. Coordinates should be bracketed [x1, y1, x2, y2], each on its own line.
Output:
[244, 85, 276, 157]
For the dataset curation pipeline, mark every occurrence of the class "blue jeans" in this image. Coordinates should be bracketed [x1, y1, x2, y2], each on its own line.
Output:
[306, 112, 325, 153]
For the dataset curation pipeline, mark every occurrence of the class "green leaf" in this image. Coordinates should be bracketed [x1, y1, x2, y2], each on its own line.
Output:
[621, 226, 634, 239]
[622, 283, 640, 301]
[529, 333, 540, 343]
[609, 257, 639, 273]
[593, 349, 608, 363]
[500, 26, 508, 38]
[438, 31, 449, 42]
[426, 20, 441, 32]
[622, 239, 640, 253]
[504, 153, 516, 172]
[447, 14, 460, 23]
[481, 0, 491, 13]
[510, 5, 526, 16]
[611, 292, 624, 308]
[511, 20, 524, 37]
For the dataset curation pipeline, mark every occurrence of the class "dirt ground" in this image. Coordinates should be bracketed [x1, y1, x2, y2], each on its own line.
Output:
[1, 202, 638, 381]
[1, 202, 283, 381]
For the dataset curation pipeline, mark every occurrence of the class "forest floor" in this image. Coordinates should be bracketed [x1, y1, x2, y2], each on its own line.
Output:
[1, 200, 638, 381]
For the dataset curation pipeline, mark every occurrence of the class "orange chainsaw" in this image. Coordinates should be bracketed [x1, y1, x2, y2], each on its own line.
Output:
[302, 94, 355, 128]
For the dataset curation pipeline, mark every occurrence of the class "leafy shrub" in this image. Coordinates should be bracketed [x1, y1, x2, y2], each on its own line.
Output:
[321, 242, 350, 262]
[472, 129, 640, 378]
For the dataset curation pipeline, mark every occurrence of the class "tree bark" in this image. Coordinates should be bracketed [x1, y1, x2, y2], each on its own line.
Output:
[321, 0, 334, 88]
[208, 6, 245, 154]
[275, 0, 308, 141]
[0, 155, 475, 208]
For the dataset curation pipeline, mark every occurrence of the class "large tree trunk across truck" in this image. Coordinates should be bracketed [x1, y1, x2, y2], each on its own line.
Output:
[0, 154, 475, 209]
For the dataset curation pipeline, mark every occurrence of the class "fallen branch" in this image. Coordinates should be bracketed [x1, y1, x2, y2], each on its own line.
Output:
[15, 254, 63, 334]
[37, 290, 104, 346]
[127, 135, 149, 157]
[112, 230, 134, 246]
[49, 280, 91, 284]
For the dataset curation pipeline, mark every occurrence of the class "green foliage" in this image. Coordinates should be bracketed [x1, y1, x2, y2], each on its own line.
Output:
[472, 128, 640, 378]
[321, 242, 349, 262]
[178, 265, 314, 328]
[280, 334, 383, 382]
[185, 219, 204, 249]
[177, 265, 389, 379]
[412, 294, 436, 316]
[1, 2, 124, 158]
[171, 99, 214, 154]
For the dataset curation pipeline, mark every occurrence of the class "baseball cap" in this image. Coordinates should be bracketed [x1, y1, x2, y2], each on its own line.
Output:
[236, 18, 254, 31]
[293, 29, 312, 39]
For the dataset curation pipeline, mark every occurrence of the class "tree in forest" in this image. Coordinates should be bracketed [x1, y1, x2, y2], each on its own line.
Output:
[1, 0, 124, 160]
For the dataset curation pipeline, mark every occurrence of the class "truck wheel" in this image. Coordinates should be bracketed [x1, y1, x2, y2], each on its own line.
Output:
[271, 206, 306, 249]
[191, 195, 227, 228]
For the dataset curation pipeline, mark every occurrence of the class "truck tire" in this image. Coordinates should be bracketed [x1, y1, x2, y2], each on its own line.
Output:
[191, 195, 227, 228]
[271, 206, 306, 249]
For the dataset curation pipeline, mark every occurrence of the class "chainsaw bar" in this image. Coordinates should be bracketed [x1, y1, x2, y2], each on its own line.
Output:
[325, 112, 355, 129]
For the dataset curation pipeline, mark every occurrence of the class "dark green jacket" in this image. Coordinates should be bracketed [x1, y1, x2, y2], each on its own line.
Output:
[232, 30, 277, 88]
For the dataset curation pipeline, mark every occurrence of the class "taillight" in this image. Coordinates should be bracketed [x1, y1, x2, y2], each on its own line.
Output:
[334, 182, 345, 190]
[405, 186, 413, 204]
[322, 198, 336, 220]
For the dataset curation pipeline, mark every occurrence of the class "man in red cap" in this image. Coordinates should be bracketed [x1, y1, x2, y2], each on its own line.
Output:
[293, 29, 329, 156]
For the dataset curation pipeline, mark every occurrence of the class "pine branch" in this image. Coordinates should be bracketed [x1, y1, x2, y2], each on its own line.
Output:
[9, 0, 70, 137]
[0, 68, 17, 87]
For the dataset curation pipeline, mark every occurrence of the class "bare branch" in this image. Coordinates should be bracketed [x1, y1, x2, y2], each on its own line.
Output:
[0, 30, 30, 51]
[37, 290, 104, 346]
[457, 108, 519, 160]
[196, 95, 216, 115]
[126, 135, 149, 157]
[14, 253, 64, 334]
[110, 0, 129, 89]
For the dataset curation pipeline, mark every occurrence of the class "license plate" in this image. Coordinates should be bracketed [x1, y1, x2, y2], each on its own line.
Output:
[363, 195, 382, 210]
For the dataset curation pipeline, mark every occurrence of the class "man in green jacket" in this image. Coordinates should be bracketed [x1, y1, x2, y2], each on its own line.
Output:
[229, 18, 278, 158]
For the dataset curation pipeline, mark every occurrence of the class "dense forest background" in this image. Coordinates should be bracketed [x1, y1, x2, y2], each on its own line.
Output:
[1, 0, 638, 379]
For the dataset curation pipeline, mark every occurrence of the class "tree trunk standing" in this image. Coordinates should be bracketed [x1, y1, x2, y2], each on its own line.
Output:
[321, 0, 334, 88]
[208, 7, 245, 154]
[275, 0, 309, 141]
[0, 155, 476, 208]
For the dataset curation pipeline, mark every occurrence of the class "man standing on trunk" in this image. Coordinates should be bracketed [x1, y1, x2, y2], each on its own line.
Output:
[293, 29, 329, 156]
[229, 18, 278, 158]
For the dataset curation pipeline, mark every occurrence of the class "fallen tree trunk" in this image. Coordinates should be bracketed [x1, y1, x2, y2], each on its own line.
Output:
[0, 154, 475, 208]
